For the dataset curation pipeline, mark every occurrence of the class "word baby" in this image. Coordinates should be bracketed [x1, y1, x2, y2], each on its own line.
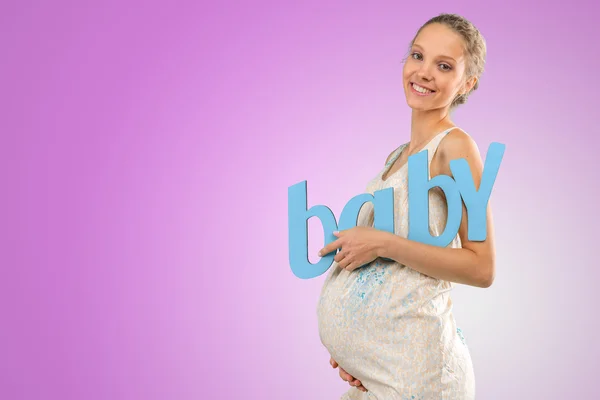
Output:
[288, 142, 505, 279]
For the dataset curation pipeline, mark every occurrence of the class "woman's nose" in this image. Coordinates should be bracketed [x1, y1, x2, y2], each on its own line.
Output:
[416, 63, 434, 80]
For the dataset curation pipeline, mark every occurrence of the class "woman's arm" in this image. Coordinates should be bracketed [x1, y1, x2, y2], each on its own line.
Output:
[375, 130, 496, 288]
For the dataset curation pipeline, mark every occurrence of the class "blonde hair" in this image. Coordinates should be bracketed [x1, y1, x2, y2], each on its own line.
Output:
[406, 13, 487, 110]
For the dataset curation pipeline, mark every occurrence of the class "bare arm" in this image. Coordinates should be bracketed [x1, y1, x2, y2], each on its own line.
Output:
[375, 130, 496, 288]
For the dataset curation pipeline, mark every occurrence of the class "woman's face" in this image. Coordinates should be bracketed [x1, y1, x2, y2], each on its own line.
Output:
[403, 23, 474, 111]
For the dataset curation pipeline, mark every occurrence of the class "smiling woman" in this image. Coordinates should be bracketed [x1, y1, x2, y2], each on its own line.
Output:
[316, 13, 489, 400]
[404, 16, 486, 112]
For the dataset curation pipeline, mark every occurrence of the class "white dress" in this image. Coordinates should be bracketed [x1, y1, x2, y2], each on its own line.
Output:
[316, 127, 476, 400]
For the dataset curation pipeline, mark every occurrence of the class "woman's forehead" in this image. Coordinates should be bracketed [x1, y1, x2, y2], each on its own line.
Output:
[413, 24, 465, 60]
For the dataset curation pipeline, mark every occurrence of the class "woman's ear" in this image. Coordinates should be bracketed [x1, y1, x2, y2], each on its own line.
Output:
[461, 76, 478, 95]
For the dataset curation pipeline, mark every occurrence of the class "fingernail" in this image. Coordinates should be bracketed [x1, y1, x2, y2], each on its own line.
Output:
[318, 251, 322, 257]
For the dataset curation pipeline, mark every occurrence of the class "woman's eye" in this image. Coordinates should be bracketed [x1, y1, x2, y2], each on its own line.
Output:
[410, 52, 452, 71]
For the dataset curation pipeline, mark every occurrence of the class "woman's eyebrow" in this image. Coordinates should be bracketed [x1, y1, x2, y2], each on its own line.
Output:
[412, 43, 457, 63]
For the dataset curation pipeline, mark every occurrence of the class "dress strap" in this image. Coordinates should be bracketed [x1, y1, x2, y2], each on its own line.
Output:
[423, 126, 461, 178]
[426, 127, 457, 162]
[384, 126, 462, 179]
[385, 143, 408, 168]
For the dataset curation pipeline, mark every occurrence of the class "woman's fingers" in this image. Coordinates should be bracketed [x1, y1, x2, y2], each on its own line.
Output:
[336, 365, 368, 392]
[329, 357, 338, 368]
[333, 250, 347, 263]
[340, 368, 362, 385]
[348, 377, 368, 392]
[339, 367, 353, 382]
[350, 379, 368, 392]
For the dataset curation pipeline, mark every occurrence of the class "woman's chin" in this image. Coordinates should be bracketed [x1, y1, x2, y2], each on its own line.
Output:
[406, 101, 429, 111]
[405, 97, 443, 112]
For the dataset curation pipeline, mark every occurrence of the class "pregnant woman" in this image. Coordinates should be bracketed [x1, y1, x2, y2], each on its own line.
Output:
[316, 13, 493, 400]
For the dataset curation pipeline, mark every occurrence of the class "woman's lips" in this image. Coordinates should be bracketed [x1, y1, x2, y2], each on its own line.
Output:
[410, 82, 435, 96]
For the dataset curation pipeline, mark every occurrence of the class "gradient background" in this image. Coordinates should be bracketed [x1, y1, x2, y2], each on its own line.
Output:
[2, 1, 599, 399]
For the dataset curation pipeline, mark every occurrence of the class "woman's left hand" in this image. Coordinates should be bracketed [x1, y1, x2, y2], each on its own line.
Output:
[318, 227, 386, 272]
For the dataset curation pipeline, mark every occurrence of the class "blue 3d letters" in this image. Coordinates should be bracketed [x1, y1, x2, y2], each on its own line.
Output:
[288, 142, 505, 279]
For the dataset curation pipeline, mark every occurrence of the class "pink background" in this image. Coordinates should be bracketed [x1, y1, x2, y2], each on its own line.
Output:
[2, 1, 599, 399]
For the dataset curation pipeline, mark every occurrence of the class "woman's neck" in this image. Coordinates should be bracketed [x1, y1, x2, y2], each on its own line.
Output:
[407, 109, 453, 153]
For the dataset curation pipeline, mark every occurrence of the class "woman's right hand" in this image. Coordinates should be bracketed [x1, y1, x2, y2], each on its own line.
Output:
[329, 357, 368, 392]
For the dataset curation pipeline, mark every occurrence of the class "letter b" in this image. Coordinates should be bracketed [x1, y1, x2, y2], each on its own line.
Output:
[407, 143, 505, 247]
[407, 151, 462, 247]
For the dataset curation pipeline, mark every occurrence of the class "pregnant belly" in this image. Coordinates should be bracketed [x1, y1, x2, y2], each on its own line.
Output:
[316, 261, 450, 373]
[317, 262, 397, 374]
[317, 265, 470, 397]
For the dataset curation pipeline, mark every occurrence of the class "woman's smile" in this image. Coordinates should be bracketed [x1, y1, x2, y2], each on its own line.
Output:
[409, 82, 436, 96]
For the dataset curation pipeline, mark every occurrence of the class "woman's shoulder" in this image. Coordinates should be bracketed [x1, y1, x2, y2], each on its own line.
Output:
[439, 127, 481, 161]
[432, 127, 482, 176]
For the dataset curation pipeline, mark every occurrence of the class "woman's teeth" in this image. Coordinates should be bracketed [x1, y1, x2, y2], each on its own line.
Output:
[412, 83, 433, 94]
